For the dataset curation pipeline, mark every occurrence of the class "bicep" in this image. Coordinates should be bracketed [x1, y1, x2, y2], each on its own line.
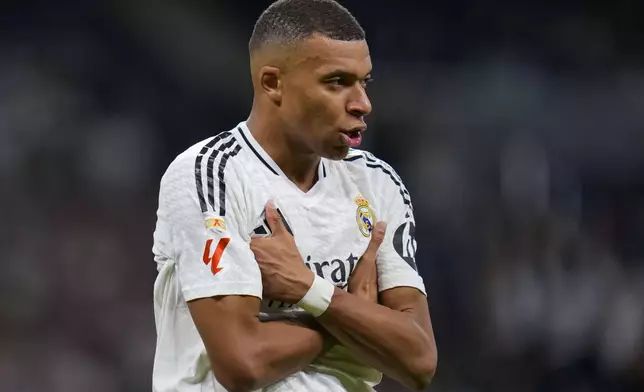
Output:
[376, 182, 433, 334]
[188, 295, 262, 389]
[188, 295, 260, 359]
[377, 212, 433, 338]
[174, 215, 263, 301]
[370, 164, 425, 293]
[162, 157, 262, 301]
[379, 286, 434, 340]
[376, 207, 425, 294]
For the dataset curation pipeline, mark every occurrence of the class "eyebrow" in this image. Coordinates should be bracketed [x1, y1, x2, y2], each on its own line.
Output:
[322, 69, 372, 80]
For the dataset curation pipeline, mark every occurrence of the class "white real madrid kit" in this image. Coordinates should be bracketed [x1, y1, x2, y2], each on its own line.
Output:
[151, 121, 425, 392]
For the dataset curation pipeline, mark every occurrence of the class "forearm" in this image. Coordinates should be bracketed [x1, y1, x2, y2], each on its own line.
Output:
[248, 319, 325, 389]
[318, 288, 435, 390]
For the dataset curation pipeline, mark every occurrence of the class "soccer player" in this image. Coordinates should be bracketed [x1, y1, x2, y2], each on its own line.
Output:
[152, 0, 437, 391]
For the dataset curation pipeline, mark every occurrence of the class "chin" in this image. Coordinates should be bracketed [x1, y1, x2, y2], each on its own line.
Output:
[323, 144, 350, 161]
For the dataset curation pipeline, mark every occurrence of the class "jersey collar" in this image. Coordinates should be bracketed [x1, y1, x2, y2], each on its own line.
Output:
[236, 121, 327, 180]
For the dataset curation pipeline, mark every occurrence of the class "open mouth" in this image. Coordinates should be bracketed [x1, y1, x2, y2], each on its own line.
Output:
[341, 129, 363, 148]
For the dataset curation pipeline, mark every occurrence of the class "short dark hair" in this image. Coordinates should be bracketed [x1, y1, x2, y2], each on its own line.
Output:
[249, 0, 365, 53]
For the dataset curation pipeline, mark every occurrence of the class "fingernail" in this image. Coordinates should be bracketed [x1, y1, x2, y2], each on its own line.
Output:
[267, 199, 276, 209]
[375, 221, 387, 234]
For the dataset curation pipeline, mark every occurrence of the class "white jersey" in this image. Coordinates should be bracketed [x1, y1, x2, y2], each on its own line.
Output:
[152, 121, 425, 392]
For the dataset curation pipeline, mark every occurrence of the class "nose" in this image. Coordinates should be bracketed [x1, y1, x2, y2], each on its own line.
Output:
[347, 87, 372, 117]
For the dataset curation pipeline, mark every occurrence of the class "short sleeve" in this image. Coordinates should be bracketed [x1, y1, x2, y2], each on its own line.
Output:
[373, 161, 426, 295]
[159, 147, 262, 302]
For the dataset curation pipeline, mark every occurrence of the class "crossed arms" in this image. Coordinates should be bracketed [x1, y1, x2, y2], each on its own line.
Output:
[187, 203, 437, 392]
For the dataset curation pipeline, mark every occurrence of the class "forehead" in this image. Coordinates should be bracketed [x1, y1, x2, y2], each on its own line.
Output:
[291, 35, 372, 75]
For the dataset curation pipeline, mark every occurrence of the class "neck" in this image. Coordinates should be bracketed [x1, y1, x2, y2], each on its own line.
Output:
[247, 108, 320, 192]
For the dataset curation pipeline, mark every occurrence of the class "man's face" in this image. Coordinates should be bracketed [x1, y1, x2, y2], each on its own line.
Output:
[279, 35, 373, 160]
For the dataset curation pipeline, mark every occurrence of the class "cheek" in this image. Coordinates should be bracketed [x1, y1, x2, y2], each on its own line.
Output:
[284, 90, 320, 124]
[283, 86, 344, 142]
[291, 95, 328, 128]
[309, 92, 342, 123]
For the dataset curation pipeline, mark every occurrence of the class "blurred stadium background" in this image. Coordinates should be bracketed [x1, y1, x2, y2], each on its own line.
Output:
[2, 0, 644, 391]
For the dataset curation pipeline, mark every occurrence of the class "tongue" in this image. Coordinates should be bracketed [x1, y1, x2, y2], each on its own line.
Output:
[346, 132, 362, 148]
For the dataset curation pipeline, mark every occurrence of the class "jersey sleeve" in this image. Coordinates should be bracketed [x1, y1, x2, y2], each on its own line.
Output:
[159, 145, 262, 302]
[372, 158, 426, 295]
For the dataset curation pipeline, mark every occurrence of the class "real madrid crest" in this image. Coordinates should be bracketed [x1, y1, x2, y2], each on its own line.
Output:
[354, 194, 375, 237]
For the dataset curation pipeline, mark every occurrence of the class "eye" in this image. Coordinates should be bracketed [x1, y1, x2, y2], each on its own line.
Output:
[326, 77, 350, 87]
[361, 77, 373, 89]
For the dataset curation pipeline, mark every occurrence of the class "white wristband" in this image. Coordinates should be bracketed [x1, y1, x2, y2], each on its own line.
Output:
[296, 275, 335, 317]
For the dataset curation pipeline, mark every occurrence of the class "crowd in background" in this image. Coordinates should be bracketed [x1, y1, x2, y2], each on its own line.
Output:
[1, 1, 643, 391]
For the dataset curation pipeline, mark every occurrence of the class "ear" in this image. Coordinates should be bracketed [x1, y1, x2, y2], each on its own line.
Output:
[259, 66, 282, 103]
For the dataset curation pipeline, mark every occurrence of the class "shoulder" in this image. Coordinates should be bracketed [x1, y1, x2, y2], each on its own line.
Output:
[340, 149, 412, 208]
[160, 129, 247, 214]
[164, 130, 241, 178]
[342, 149, 398, 177]
[341, 149, 402, 185]
[162, 129, 249, 184]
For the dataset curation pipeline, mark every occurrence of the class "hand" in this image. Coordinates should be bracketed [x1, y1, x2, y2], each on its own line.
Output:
[347, 221, 386, 303]
[250, 200, 315, 304]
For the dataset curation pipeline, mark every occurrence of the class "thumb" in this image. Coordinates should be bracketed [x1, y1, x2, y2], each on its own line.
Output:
[265, 200, 287, 236]
[361, 221, 387, 261]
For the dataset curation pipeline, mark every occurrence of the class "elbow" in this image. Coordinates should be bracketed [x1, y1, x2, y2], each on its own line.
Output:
[213, 368, 257, 392]
[212, 357, 263, 392]
[406, 349, 437, 391]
